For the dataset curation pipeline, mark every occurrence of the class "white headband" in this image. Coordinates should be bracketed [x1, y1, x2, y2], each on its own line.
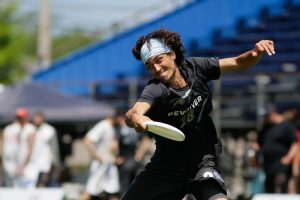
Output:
[140, 39, 171, 64]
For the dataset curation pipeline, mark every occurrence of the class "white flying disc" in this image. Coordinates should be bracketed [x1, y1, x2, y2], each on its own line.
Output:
[143, 121, 185, 142]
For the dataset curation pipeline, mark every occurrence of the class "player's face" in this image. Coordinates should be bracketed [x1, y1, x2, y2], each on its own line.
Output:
[145, 52, 177, 83]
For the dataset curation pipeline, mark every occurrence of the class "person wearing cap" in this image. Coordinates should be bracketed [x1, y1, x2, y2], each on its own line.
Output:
[122, 28, 275, 200]
[1, 108, 36, 188]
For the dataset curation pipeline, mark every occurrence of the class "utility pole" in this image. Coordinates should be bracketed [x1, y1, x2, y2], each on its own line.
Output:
[37, 0, 51, 69]
[255, 74, 270, 131]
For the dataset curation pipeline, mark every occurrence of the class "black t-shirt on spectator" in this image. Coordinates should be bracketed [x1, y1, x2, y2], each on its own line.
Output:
[260, 121, 296, 175]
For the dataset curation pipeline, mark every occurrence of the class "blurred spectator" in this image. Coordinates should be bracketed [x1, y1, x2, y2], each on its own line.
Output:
[291, 128, 300, 194]
[242, 131, 264, 197]
[218, 135, 235, 180]
[283, 107, 298, 125]
[0, 128, 3, 185]
[133, 134, 155, 174]
[81, 114, 120, 200]
[1, 108, 36, 188]
[282, 107, 300, 194]
[115, 112, 156, 195]
[31, 111, 61, 187]
[258, 106, 298, 193]
[115, 113, 139, 195]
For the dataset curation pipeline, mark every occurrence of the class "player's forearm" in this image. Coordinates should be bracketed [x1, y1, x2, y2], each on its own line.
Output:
[20, 154, 30, 169]
[285, 143, 299, 162]
[220, 40, 275, 73]
[134, 136, 152, 162]
[20, 148, 33, 169]
[281, 143, 299, 165]
[235, 50, 263, 69]
[219, 51, 262, 73]
[84, 138, 101, 161]
[111, 139, 119, 156]
[21, 133, 35, 168]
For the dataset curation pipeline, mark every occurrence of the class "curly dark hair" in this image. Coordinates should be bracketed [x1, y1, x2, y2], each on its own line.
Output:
[132, 28, 186, 66]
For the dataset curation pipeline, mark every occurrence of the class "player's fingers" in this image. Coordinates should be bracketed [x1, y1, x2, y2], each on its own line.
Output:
[258, 40, 273, 56]
[261, 44, 272, 56]
[262, 40, 275, 55]
[266, 40, 276, 54]
[135, 123, 147, 133]
[135, 127, 145, 133]
[254, 42, 265, 55]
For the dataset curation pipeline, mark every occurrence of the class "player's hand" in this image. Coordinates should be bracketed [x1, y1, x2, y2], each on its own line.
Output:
[15, 166, 24, 176]
[115, 156, 125, 165]
[130, 113, 151, 133]
[281, 155, 291, 166]
[251, 40, 275, 57]
[95, 154, 103, 164]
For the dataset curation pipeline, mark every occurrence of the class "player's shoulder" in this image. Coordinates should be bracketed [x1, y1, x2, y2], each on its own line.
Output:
[146, 79, 168, 90]
[25, 123, 37, 132]
[142, 79, 169, 99]
[42, 123, 56, 133]
[3, 123, 17, 132]
[186, 57, 206, 64]
[147, 78, 162, 85]
[186, 57, 218, 66]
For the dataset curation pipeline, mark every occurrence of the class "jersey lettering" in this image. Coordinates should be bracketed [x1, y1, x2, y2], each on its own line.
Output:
[168, 95, 203, 117]
[180, 109, 194, 128]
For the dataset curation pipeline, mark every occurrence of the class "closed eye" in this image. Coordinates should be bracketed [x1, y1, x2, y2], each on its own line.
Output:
[153, 55, 164, 64]
[145, 62, 153, 70]
[145, 55, 164, 70]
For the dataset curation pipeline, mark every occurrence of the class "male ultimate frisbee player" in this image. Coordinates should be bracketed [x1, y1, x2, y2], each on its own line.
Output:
[123, 28, 275, 200]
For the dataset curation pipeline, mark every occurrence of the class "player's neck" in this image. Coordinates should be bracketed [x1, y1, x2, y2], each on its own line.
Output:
[169, 68, 187, 89]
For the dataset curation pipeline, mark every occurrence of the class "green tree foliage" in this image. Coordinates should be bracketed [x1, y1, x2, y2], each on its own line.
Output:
[0, 2, 35, 84]
[0, 1, 101, 85]
[52, 29, 99, 60]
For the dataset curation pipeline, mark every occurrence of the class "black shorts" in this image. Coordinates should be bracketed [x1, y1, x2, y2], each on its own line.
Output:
[121, 155, 227, 200]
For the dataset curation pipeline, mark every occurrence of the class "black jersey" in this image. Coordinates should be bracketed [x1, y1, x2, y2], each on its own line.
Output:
[138, 57, 220, 163]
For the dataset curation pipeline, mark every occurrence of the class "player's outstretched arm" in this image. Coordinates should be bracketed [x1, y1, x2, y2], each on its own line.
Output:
[219, 40, 275, 74]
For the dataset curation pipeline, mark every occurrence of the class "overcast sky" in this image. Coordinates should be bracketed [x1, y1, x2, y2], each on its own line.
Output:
[15, 0, 190, 35]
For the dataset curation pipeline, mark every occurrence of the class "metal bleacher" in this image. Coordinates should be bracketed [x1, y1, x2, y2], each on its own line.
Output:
[190, 2, 300, 130]
[94, 2, 300, 130]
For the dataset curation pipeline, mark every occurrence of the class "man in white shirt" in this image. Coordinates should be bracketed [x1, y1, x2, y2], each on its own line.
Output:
[81, 114, 120, 200]
[1, 108, 36, 188]
[32, 111, 60, 187]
